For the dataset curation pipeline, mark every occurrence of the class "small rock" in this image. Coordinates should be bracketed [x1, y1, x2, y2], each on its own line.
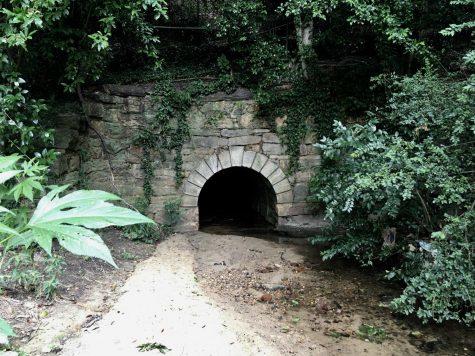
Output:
[409, 331, 424, 339]
[263, 284, 286, 291]
[259, 294, 273, 303]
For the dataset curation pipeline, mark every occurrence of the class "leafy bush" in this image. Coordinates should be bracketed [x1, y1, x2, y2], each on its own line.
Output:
[0, 154, 155, 343]
[309, 72, 475, 324]
[2, 251, 64, 299]
[163, 198, 182, 227]
[122, 197, 181, 243]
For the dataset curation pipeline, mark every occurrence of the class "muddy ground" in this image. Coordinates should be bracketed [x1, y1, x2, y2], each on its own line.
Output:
[1, 229, 474, 355]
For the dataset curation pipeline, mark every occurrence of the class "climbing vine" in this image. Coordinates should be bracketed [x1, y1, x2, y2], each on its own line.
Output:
[255, 66, 368, 174]
[135, 67, 235, 206]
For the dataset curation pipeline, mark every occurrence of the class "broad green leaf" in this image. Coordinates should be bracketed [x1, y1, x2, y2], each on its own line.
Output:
[53, 225, 117, 267]
[0, 316, 15, 344]
[32, 188, 120, 222]
[0, 206, 14, 215]
[6, 230, 34, 250]
[0, 155, 20, 171]
[0, 222, 20, 236]
[31, 201, 154, 229]
[0, 170, 21, 184]
[30, 227, 54, 255]
[24, 188, 154, 266]
[9, 177, 44, 201]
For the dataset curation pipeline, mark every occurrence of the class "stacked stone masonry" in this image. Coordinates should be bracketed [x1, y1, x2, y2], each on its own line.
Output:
[52, 84, 326, 235]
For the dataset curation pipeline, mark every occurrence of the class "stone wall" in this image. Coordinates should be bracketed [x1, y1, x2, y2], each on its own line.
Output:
[52, 84, 326, 234]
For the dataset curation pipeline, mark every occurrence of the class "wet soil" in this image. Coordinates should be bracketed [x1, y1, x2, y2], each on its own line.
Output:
[190, 231, 475, 355]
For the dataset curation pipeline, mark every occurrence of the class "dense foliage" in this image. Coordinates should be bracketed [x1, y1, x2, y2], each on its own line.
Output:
[309, 71, 474, 323]
[0, 1, 165, 343]
[0, 154, 154, 342]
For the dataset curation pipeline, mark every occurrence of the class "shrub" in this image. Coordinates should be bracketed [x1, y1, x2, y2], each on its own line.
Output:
[309, 72, 475, 324]
[0, 154, 155, 343]
[123, 197, 181, 243]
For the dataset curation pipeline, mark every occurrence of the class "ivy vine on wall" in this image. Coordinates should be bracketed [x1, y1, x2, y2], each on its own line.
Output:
[135, 71, 235, 207]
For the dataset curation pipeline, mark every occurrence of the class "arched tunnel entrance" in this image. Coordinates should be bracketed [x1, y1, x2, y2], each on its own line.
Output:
[198, 167, 278, 230]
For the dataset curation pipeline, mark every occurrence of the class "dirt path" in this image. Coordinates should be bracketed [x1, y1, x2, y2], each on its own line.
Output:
[17, 231, 474, 355]
[58, 234, 277, 356]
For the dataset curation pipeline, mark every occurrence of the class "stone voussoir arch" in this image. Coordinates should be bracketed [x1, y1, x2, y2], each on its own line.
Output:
[181, 148, 293, 216]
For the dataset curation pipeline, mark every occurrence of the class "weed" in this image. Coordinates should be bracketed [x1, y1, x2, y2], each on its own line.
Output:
[356, 324, 388, 343]
[137, 342, 171, 353]
[121, 251, 136, 260]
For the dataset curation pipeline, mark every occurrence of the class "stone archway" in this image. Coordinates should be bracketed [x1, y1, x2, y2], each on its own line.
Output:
[180, 148, 293, 231]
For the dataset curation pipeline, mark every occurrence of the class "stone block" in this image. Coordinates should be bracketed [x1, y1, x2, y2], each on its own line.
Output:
[130, 164, 143, 179]
[122, 97, 143, 114]
[151, 174, 175, 188]
[238, 113, 254, 128]
[83, 101, 104, 118]
[268, 168, 286, 185]
[157, 168, 177, 178]
[192, 136, 228, 148]
[216, 158, 223, 171]
[277, 203, 292, 216]
[68, 155, 80, 171]
[187, 172, 207, 187]
[295, 170, 312, 183]
[263, 133, 280, 143]
[288, 203, 313, 216]
[218, 150, 232, 169]
[54, 128, 76, 149]
[191, 128, 220, 137]
[251, 153, 268, 172]
[183, 181, 201, 197]
[273, 179, 292, 194]
[228, 135, 261, 146]
[103, 84, 154, 97]
[50, 156, 69, 176]
[82, 159, 110, 174]
[263, 143, 284, 155]
[242, 151, 256, 168]
[105, 138, 130, 154]
[153, 184, 177, 196]
[195, 161, 214, 180]
[221, 129, 252, 137]
[188, 108, 207, 130]
[206, 154, 220, 173]
[230, 146, 244, 166]
[293, 183, 309, 202]
[180, 207, 199, 223]
[260, 160, 278, 178]
[182, 194, 198, 207]
[277, 191, 293, 204]
[230, 105, 244, 119]
[299, 144, 319, 156]
[245, 144, 260, 151]
[299, 155, 321, 169]
[252, 129, 270, 134]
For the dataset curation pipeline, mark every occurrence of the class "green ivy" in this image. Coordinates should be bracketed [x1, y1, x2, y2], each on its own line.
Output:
[135, 66, 235, 206]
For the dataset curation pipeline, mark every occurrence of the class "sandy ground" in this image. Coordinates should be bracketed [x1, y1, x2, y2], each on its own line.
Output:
[57, 234, 277, 356]
[13, 231, 474, 355]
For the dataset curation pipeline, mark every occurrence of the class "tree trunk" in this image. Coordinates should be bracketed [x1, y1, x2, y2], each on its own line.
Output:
[295, 12, 314, 80]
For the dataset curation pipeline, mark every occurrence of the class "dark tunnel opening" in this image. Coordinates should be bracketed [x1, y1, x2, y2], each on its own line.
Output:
[198, 167, 277, 231]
